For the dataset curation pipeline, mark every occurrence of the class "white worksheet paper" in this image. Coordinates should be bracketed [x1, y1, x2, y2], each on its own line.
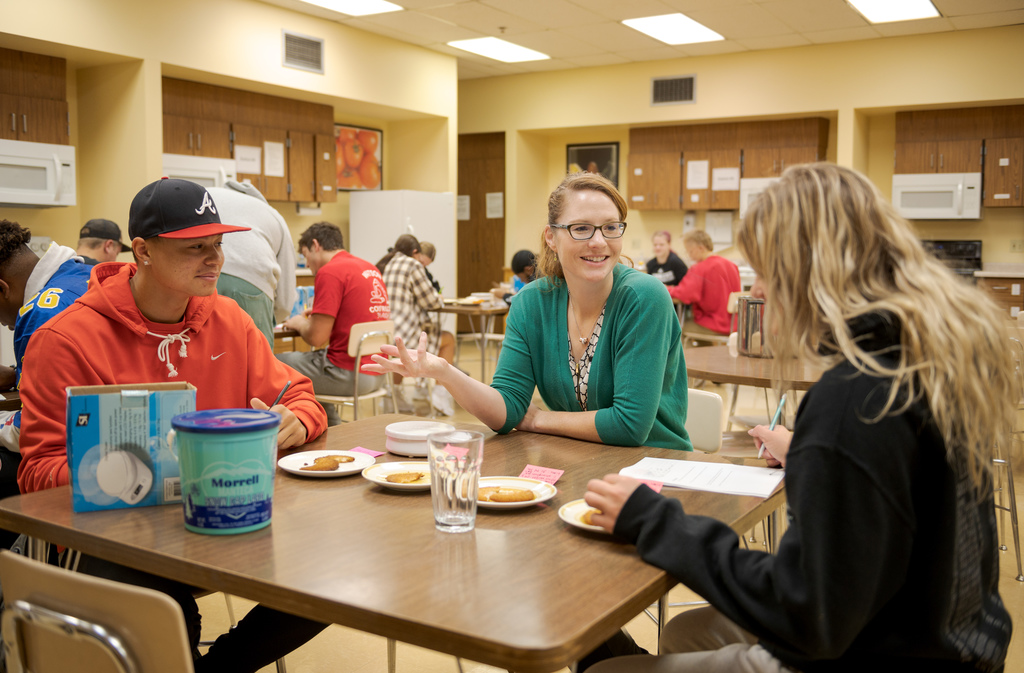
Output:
[620, 457, 784, 498]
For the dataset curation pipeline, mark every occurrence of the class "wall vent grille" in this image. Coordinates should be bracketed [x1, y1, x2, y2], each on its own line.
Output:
[283, 30, 324, 74]
[651, 76, 695, 106]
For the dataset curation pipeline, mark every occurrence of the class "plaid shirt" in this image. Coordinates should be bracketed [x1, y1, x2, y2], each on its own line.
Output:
[382, 252, 443, 353]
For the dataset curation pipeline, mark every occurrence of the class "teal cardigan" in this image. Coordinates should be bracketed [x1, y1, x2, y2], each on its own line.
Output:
[491, 265, 692, 450]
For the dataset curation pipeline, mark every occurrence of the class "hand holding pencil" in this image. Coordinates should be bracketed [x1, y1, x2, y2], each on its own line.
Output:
[749, 394, 792, 468]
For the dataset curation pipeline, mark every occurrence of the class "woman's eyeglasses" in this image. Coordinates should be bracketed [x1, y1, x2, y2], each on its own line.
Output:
[548, 222, 627, 240]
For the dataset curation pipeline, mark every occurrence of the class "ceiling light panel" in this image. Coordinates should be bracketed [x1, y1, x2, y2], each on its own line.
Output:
[622, 13, 725, 45]
[299, 0, 403, 16]
[846, 0, 940, 23]
[447, 37, 551, 62]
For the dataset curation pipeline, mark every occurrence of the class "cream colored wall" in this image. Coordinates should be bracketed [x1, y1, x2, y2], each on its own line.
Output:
[460, 25, 1024, 266]
[1, 0, 457, 253]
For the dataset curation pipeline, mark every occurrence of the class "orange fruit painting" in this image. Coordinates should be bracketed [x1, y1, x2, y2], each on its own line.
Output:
[334, 125, 382, 191]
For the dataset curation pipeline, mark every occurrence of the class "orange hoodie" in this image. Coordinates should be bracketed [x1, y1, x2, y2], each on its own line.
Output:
[18, 262, 327, 493]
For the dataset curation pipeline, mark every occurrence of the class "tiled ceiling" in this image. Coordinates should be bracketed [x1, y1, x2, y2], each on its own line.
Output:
[262, 0, 1024, 79]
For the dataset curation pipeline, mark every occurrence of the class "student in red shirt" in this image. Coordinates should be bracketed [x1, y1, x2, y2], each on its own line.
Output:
[279, 222, 390, 425]
[668, 229, 740, 336]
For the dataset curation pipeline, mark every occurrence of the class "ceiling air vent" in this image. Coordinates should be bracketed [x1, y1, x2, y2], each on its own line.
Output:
[651, 75, 695, 106]
[282, 30, 324, 74]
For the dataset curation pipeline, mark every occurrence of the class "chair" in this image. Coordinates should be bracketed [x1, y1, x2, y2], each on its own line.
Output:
[315, 320, 399, 422]
[997, 337, 1024, 581]
[680, 291, 739, 349]
[454, 332, 504, 368]
[0, 550, 194, 673]
[685, 388, 723, 453]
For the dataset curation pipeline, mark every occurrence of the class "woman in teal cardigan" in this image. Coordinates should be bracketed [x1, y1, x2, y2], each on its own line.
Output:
[367, 171, 691, 451]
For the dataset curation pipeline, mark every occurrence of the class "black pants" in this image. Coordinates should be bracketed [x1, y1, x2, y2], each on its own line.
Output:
[577, 628, 650, 672]
[0, 448, 22, 550]
[75, 554, 327, 673]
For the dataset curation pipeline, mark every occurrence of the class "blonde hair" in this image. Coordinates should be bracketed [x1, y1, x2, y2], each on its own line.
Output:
[682, 229, 713, 252]
[537, 171, 628, 281]
[737, 162, 1014, 490]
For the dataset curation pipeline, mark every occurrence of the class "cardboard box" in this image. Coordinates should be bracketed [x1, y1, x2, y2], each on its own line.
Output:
[67, 382, 196, 513]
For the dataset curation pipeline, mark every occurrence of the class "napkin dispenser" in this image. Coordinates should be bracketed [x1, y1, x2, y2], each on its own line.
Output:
[67, 382, 196, 512]
[736, 296, 769, 358]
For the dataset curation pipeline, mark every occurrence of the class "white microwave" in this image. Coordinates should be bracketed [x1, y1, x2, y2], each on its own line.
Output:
[162, 154, 237, 189]
[891, 172, 981, 220]
[738, 177, 779, 219]
[0, 139, 76, 207]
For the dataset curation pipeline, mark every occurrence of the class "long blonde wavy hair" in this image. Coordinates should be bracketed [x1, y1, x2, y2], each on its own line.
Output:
[737, 162, 1014, 490]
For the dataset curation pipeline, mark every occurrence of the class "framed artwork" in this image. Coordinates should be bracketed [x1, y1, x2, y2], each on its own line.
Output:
[567, 142, 619, 188]
[335, 124, 382, 191]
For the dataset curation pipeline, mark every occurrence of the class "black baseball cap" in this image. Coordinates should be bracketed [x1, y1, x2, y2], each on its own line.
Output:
[79, 219, 130, 253]
[128, 178, 250, 240]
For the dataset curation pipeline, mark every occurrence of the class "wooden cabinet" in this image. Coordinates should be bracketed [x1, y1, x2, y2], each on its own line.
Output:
[984, 137, 1023, 207]
[742, 146, 819, 178]
[287, 130, 315, 202]
[231, 124, 289, 202]
[977, 276, 1024, 318]
[0, 48, 68, 144]
[162, 114, 230, 157]
[628, 152, 681, 210]
[682, 149, 740, 210]
[894, 139, 982, 174]
[314, 133, 338, 203]
[0, 93, 68, 144]
[164, 77, 334, 203]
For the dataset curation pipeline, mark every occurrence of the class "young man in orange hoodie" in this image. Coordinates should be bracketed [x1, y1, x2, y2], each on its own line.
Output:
[18, 178, 329, 672]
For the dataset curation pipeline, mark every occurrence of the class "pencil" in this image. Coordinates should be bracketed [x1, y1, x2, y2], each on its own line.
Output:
[758, 393, 787, 459]
[270, 380, 292, 408]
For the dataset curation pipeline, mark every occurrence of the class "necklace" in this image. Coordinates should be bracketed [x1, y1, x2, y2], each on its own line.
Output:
[568, 294, 592, 345]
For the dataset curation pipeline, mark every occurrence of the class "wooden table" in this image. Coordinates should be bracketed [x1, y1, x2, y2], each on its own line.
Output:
[437, 302, 509, 382]
[0, 390, 20, 411]
[0, 415, 783, 672]
[685, 345, 824, 391]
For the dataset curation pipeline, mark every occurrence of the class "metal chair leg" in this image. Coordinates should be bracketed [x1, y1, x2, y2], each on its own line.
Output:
[994, 444, 1023, 581]
[387, 637, 397, 673]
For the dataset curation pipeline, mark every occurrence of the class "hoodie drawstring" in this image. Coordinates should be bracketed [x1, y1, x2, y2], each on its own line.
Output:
[148, 330, 190, 377]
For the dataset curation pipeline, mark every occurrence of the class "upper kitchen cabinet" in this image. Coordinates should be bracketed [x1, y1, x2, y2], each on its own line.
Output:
[683, 149, 740, 210]
[894, 139, 982, 174]
[628, 118, 828, 211]
[162, 78, 334, 203]
[628, 151, 682, 210]
[742, 146, 820, 178]
[162, 79, 231, 158]
[740, 118, 828, 178]
[162, 115, 231, 157]
[0, 47, 69, 144]
[895, 106, 1024, 207]
[314, 133, 337, 203]
[983, 137, 1023, 207]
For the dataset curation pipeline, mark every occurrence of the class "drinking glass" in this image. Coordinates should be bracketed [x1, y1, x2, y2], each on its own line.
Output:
[428, 430, 484, 533]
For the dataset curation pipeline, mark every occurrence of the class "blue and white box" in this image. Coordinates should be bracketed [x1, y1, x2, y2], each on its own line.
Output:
[67, 382, 197, 513]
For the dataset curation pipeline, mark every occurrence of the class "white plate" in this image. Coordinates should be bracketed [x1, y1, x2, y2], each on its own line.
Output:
[476, 477, 557, 510]
[558, 498, 607, 533]
[362, 461, 431, 491]
[278, 450, 375, 478]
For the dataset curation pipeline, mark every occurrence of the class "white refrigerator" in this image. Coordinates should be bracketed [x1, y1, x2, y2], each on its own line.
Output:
[349, 190, 457, 333]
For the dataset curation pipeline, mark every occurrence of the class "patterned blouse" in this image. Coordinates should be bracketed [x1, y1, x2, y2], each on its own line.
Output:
[568, 307, 606, 411]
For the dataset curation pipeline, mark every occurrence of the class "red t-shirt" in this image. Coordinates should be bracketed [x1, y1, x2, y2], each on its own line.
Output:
[667, 255, 740, 334]
[312, 251, 390, 371]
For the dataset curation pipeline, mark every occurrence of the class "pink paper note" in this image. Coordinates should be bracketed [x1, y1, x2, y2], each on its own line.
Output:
[638, 479, 663, 494]
[519, 464, 564, 484]
[444, 444, 469, 458]
[350, 446, 384, 457]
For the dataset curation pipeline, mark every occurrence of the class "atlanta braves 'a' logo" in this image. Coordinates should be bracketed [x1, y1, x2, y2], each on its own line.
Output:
[195, 192, 217, 216]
